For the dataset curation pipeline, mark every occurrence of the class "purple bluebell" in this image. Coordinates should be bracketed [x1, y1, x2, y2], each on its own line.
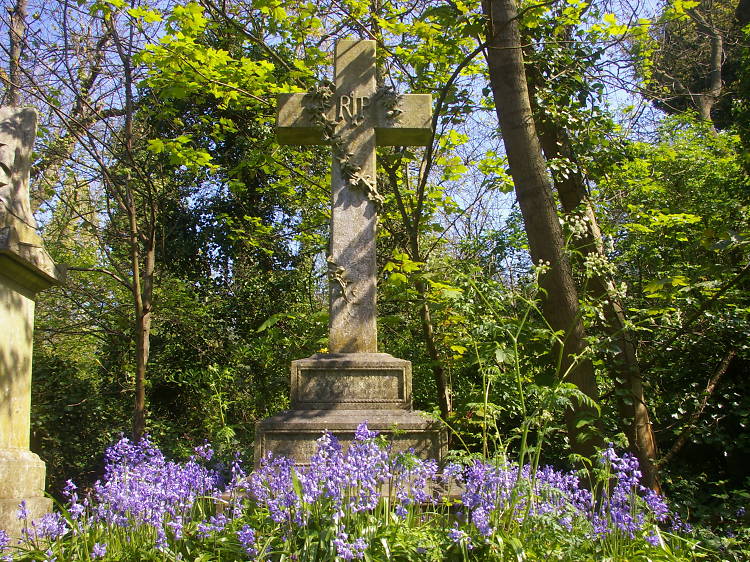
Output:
[332, 532, 366, 559]
[16, 500, 27, 521]
[90, 434, 223, 545]
[448, 523, 470, 546]
[197, 514, 227, 538]
[92, 542, 107, 559]
[237, 525, 258, 557]
[193, 441, 214, 461]
[26, 512, 69, 541]
[0, 529, 10, 562]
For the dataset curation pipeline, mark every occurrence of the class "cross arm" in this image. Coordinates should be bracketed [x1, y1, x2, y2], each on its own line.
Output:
[375, 94, 432, 146]
[276, 93, 329, 145]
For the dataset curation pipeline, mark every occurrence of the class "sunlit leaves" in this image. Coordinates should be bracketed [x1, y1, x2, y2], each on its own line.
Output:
[166, 1, 207, 35]
[253, 0, 288, 20]
[138, 2, 287, 113]
[127, 7, 162, 23]
[589, 13, 629, 37]
[146, 136, 216, 172]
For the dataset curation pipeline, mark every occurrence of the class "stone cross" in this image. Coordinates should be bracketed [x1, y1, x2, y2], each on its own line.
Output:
[277, 39, 432, 353]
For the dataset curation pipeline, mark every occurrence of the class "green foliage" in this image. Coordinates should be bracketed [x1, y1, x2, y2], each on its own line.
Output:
[734, 23, 750, 173]
[628, 0, 744, 127]
[599, 115, 750, 526]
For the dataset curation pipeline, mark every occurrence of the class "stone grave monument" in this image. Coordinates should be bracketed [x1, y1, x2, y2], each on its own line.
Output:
[255, 39, 446, 464]
[0, 107, 65, 537]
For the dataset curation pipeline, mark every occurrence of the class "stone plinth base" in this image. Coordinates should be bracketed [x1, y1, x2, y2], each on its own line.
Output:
[0, 449, 51, 538]
[255, 409, 447, 465]
[291, 353, 411, 410]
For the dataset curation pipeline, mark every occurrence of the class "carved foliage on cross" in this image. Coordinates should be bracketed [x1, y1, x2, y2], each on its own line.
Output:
[301, 82, 404, 212]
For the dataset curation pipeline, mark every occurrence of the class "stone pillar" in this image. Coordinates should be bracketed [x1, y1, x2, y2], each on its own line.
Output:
[0, 107, 65, 538]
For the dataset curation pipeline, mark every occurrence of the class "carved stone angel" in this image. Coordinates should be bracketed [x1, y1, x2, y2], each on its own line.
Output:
[0, 106, 37, 231]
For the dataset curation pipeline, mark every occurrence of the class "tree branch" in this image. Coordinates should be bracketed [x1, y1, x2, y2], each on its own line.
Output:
[642, 260, 750, 370]
[66, 266, 133, 292]
[5, 0, 27, 105]
[657, 349, 736, 467]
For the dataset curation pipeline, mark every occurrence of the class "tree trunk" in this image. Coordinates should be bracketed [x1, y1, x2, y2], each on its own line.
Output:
[416, 278, 452, 420]
[693, 27, 722, 124]
[129, 199, 146, 440]
[110, 12, 155, 441]
[383, 157, 453, 421]
[481, 0, 602, 458]
[133, 310, 148, 440]
[531, 110, 661, 491]
[6, 0, 27, 105]
[130, 215, 155, 441]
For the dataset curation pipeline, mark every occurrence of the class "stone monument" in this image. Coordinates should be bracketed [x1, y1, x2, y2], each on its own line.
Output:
[0, 107, 65, 537]
[255, 39, 446, 463]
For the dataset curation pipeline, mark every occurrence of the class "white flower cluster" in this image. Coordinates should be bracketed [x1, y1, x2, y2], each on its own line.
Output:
[560, 213, 591, 240]
[615, 281, 628, 299]
[583, 252, 615, 278]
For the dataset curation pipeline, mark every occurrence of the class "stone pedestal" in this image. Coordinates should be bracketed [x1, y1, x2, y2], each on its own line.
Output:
[255, 354, 446, 465]
[290, 353, 411, 410]
[0, 218, 65, 537]
[0, 450, 52, 537]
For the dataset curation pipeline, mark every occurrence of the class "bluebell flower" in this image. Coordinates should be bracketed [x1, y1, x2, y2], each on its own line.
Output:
[197, 514, 227, 538]
[167, 516, 184, 540]
[90, 434, 223, 542]
[155, 528, 168, 550]
[16, 500, 27, 521]
[193, 441, 214, 461]
[332, 532, 366, 559]
[92, 542, 107, 559]
[448, 524, 469, 544]
[354, 421, 378, 440]
[27, 512, 69, 541]
[237, 524, 258, 557]
[0, 530, 10, 562]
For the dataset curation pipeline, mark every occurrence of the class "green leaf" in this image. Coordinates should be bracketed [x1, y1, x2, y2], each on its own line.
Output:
[389, 272, 408, 284]
[256, 313, 294, 332]
[494, 347, 512, 364]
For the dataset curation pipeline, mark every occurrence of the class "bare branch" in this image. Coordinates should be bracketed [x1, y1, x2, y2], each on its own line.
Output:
[658, 349, 737, 467]
[66, 266, 133, 292]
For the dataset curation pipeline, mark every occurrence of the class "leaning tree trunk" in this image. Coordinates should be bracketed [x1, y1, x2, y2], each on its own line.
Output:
[481, 0, 602, 459]
[530, 107, 661, 492]
[414, 276, 452, 420]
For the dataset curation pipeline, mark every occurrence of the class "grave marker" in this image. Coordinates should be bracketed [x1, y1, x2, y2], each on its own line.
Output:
[0, 106, 65, 538]
[256, 39, 445, 464]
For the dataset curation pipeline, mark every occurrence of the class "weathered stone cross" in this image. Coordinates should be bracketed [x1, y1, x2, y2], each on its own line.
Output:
[277, 39, 432, 353]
